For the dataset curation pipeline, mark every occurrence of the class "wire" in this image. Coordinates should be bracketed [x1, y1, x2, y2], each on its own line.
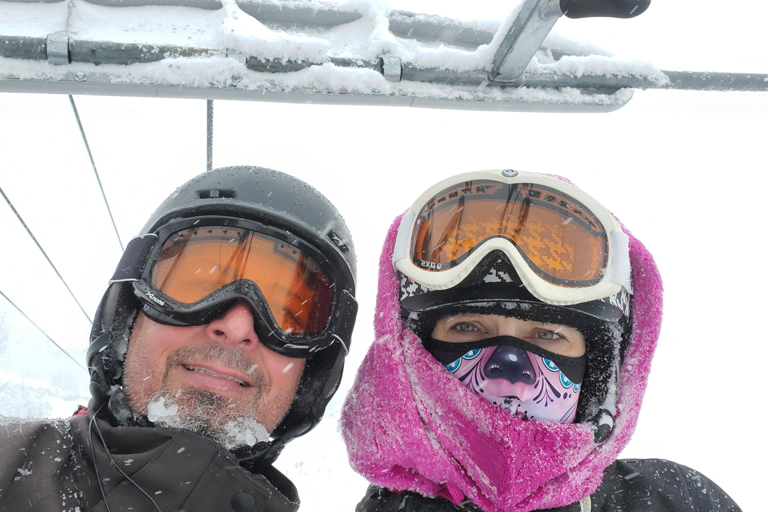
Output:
[69, 95, 125, 252]
[89, 408, 113, 512]
[89, 407, 164, 512]
[0, 288, 87, 372]
[0, 185, 93, 325]
[207, 99, 214, 172]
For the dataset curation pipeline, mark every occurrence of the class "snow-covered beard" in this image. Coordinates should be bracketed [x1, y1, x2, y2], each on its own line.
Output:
[144, 391, 270, 449]
[123, 340, 299, 449]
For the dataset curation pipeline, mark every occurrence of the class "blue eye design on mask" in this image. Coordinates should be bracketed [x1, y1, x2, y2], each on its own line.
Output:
[463, 349, 481, 360]
[560, 373, 573, 388]
[542, 358, 559, 372]
[445, 359, 461, 373]
[573, 382, 580, 393]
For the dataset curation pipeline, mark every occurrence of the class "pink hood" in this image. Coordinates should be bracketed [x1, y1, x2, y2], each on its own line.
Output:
[340, 212, 663, 512]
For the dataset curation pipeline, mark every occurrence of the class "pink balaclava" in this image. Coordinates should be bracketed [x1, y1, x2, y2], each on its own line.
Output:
[341, 205, 663, 512]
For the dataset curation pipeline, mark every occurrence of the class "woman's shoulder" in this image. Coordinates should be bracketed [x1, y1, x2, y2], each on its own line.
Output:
[354, 485, 477, 512]
[595, 459, 742, 511]
[354, 459, 742, 512]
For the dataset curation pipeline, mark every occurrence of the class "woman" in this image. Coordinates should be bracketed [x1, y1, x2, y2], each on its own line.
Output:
[340, 169, 740, 512]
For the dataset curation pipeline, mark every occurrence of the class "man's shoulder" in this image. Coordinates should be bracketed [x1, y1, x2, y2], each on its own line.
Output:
[0, 416, 75, 442]
[596, 458, 742, 512]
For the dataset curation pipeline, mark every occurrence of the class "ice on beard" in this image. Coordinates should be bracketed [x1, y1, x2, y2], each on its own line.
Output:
[222, 420, 269, 448]
[147, 396, 179, 422]
[146, 395, 269, 449]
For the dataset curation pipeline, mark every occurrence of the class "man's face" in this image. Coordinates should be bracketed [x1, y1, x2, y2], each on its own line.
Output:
[123, 301, 305, 434]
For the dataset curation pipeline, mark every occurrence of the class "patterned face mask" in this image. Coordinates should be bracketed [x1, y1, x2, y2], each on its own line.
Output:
[423, 336, 587, 423]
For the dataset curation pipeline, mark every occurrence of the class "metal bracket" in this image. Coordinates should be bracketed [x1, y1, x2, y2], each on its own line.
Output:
[489, 0, 563, 82]
[225, 49, 247, 64]
[46, 31, 70, 65]
[381, 55, 402, 82]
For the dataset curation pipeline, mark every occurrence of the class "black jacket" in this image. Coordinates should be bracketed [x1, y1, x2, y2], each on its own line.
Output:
[0, 409, 299, 512]
[355, 459, 741, 512]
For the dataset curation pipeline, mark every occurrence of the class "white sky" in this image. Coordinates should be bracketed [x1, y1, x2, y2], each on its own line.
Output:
[0, 0, 766, 510]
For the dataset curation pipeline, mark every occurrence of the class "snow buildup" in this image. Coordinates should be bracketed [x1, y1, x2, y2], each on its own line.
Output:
[0, 0, 659, 107]
[533, 54, 669, 86]
[147, 395, 179, 422]
[221, 418, 269, 447]
[408, 0, 526, 73]
[0, 0, 67, 38]
[67, 0, 330, 63]
[321, 0, 400, 61]
[145, 394, 270, 449]
[217, 0, 330, 63]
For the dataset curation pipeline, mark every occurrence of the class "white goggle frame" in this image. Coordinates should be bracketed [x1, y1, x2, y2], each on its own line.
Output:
[392, 169, 632, 306]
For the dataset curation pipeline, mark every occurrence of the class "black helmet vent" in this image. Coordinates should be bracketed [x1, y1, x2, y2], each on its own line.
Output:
[328, 230, 350, 253]
[198, 189, 236, 199]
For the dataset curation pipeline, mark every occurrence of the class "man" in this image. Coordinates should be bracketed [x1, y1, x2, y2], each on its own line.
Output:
[0, 166, 357, 512]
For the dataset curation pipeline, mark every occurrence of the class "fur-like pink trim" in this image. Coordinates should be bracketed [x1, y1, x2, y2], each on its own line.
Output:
[341, 211, 663, 512]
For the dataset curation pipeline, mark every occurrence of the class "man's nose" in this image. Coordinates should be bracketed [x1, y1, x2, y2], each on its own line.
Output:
[205, 301, 260, 348]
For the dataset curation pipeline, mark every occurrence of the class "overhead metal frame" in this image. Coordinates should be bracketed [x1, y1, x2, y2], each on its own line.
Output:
[0, 0, 766, 112]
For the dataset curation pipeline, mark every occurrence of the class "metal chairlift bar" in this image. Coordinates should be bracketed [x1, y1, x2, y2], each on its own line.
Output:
[387, 11, 495, 50]
[3, 34, 766, 92]
[489, 0, 562, 82]
[1, 35, 46, 61]
[237, 0, 362, 30]
[1, 37, 766, 98]
[657, 71, 768, 92]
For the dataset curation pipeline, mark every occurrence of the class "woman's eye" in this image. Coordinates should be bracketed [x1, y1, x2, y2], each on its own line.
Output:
[453, 322, 479, 332]
[535, 330, 560, 340]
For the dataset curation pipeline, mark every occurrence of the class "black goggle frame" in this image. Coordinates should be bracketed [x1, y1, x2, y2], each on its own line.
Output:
[111, 216, 357, 358]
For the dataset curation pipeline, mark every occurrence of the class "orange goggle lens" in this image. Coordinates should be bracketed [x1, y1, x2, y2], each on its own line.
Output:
[411, 180, 609, 286]
[150, 227, 334, 334]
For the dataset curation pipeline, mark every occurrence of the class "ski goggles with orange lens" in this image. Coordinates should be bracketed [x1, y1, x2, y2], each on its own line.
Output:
[111, 217, 356, 357]
[393, 170, 632, 306]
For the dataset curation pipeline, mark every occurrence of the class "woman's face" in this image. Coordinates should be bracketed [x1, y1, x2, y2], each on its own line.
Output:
[431, 313, 586, 357]
[430, 313, 586, 422]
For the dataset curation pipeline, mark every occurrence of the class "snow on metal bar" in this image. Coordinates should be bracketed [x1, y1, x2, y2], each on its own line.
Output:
[0, 0, 764, 112]
[489, 0, 562, 82]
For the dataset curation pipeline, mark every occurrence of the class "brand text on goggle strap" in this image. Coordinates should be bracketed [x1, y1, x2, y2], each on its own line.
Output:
[145, 291, 166, 306]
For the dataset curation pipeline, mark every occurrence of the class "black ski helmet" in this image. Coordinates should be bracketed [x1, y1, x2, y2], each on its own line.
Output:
[87, 165, 357, 463]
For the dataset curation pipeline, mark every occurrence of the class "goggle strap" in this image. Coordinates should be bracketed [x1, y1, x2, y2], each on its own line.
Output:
[333, 334, 349, 356]
[391, 212, 414, 270]
[605, 230, 632, 294]
[334, 289, 358, 356]
[108, 234, 158, 284]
